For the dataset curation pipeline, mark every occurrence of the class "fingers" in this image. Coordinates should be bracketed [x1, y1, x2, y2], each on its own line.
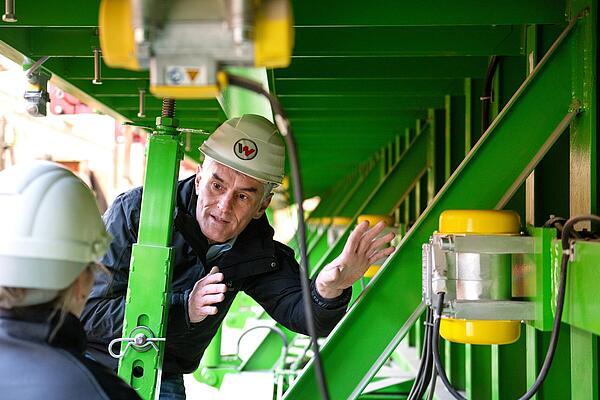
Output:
[201, 283, 227, 296]
[365, 231, 395, 256]
[346, 220, 370, 254]
[368, 246, 396, 265]
[198, 306, 218, 316]
[356, 221, 387, 254]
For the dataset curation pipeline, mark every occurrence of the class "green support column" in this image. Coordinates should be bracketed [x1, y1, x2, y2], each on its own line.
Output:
[284, 19, 577, 398]
[465, 78, 473, 153]
[118, 107, 183, 400]
[414, 120, 422, 217]
[404, 128, 412, 225]
[568, 2, 598, 399]
[427, 108, 436, 204]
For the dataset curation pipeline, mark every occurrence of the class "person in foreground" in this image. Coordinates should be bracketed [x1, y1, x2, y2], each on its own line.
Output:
[0, 161, 141, 400]
[82, 114, 396, 399]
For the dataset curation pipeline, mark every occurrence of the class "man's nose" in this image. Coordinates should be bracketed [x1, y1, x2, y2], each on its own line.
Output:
[217, 192, 234, 212]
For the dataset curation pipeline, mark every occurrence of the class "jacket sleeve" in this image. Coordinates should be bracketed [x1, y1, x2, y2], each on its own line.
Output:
[81, 191, 193, 349]
[243, 243, 351, 337]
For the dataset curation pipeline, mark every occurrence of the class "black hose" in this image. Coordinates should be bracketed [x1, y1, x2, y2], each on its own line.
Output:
[481, 55, 499, 134]
[427, 369, 438, 400]
[432, 293, 467, 400]
[225, 73, 330, 400]
[408, 308, 433, 400]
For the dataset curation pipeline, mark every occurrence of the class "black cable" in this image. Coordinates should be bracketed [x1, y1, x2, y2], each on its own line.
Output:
[432, 293, 467, 400]
[225, 73, 330, 400]
[426, 369, 438, 400]
[481, 55, 499, 134]
[408, 308, 433, 400]
[513, 216, 600, 400]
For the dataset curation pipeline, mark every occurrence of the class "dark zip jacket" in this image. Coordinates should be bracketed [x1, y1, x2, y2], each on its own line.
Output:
[0, 306, 141, 400]
[82, 176, 350, 377]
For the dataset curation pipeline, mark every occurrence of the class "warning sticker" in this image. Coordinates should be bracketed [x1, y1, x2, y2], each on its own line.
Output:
[165, 66, 208, 86]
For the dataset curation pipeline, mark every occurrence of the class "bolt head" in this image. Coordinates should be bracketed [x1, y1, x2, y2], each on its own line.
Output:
[2, 14, 17, 23]
[134, 333, 147, 346]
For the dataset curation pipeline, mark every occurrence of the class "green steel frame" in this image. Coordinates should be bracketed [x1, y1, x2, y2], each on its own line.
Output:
[284, 8, 586, 399]
[118, 116, 183, 399]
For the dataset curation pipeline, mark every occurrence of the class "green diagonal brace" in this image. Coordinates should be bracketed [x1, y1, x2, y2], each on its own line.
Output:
[118, 121, 183, 400]
[310, 129, 428, 276]
[308, 156, 384, 267]
[284, 14, 576, 399]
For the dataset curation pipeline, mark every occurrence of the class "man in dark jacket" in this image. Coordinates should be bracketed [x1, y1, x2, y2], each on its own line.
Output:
[82, 114, 395, 399]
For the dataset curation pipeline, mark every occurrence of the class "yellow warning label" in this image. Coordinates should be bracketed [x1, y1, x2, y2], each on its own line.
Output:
[186, 68, 199, 82]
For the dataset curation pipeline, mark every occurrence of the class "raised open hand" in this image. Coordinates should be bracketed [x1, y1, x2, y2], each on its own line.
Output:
[315, 220, 395, 299]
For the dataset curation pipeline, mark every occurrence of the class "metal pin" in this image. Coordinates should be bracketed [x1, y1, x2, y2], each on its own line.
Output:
[2, 0, 17, 22]
[92, 48, 102, 85]
[137, 89, 146, 118]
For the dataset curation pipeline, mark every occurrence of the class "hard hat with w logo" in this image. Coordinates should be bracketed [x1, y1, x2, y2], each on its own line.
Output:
[199, 114, 285, 185]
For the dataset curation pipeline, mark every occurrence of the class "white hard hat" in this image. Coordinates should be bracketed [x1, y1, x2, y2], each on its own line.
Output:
[199, 114, 285, 185]
[0, 161, 110, 290]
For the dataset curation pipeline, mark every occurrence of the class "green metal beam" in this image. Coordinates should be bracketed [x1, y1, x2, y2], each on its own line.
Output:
[275, 57, 490, 79]
[292, 0, 564, 26]
[293, 26, 523, 57]
[273, 78, 470, 96]
[284, 16, 576, 398]
[279, 95, 445, 110]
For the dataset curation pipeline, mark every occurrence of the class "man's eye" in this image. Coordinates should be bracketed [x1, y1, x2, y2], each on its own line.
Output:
[239, 193, 248, 201]
[212, 182, 222, 190]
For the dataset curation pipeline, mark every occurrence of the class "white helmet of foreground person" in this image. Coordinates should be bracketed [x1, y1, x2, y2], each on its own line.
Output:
[0, 161, 110, 306]
[200, 114, 286, 185]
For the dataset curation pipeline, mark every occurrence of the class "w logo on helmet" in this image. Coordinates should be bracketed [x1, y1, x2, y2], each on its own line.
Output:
[234, 139, 258, 160]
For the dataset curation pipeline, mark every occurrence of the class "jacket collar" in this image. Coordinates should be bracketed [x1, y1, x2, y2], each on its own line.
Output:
[0, 306, 87, 354]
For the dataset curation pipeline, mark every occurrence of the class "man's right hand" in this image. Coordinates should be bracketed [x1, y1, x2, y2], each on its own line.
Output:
[188, 266, 227, 323]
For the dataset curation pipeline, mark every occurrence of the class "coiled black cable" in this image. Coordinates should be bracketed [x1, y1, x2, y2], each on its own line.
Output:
[225, 73, 330, 400]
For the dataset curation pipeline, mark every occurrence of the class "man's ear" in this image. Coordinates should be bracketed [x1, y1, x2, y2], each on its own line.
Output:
[253, 193, 273, 219]
[195, 164, 202, 195]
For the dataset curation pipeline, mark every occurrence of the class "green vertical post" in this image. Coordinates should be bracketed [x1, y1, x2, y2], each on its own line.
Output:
[464, 78, 472, 154]
[414, 120, 422, 217]
[427, 109, 436, 204]
[569, 2, 598, 400]
[444, 95, 452, 180]
[118, 106, 183, 400]
[404, 128, 411, 224]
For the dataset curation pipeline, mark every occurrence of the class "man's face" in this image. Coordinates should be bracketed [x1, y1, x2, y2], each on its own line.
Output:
[195, 159, 271, 243]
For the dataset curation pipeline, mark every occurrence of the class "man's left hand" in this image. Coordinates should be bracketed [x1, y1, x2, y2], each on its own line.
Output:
[315, 220, 395, 299]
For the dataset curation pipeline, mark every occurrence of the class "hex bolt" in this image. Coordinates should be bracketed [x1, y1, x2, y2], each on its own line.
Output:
[137, 89, 146, 118]
[2, 0, 16, 22]
[92, 48, 102, 85]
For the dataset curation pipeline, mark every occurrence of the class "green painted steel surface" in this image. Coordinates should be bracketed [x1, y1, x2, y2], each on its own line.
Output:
[311, 130, 429, 276]
[284, 20, 576, 398]
[118, 120, 183, 400]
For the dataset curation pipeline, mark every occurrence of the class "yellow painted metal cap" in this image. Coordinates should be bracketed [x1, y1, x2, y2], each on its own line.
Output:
[332, 217, 353, 226]
[440, 318, 521, 345]
[99, 0, 140, 70]
[439, 210, 520, 235]
[364, 265, 380, 278]
[357, 214, 394, 227]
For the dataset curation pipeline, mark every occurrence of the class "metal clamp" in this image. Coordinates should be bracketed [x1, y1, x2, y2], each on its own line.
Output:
[108, 326, 166, 359]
